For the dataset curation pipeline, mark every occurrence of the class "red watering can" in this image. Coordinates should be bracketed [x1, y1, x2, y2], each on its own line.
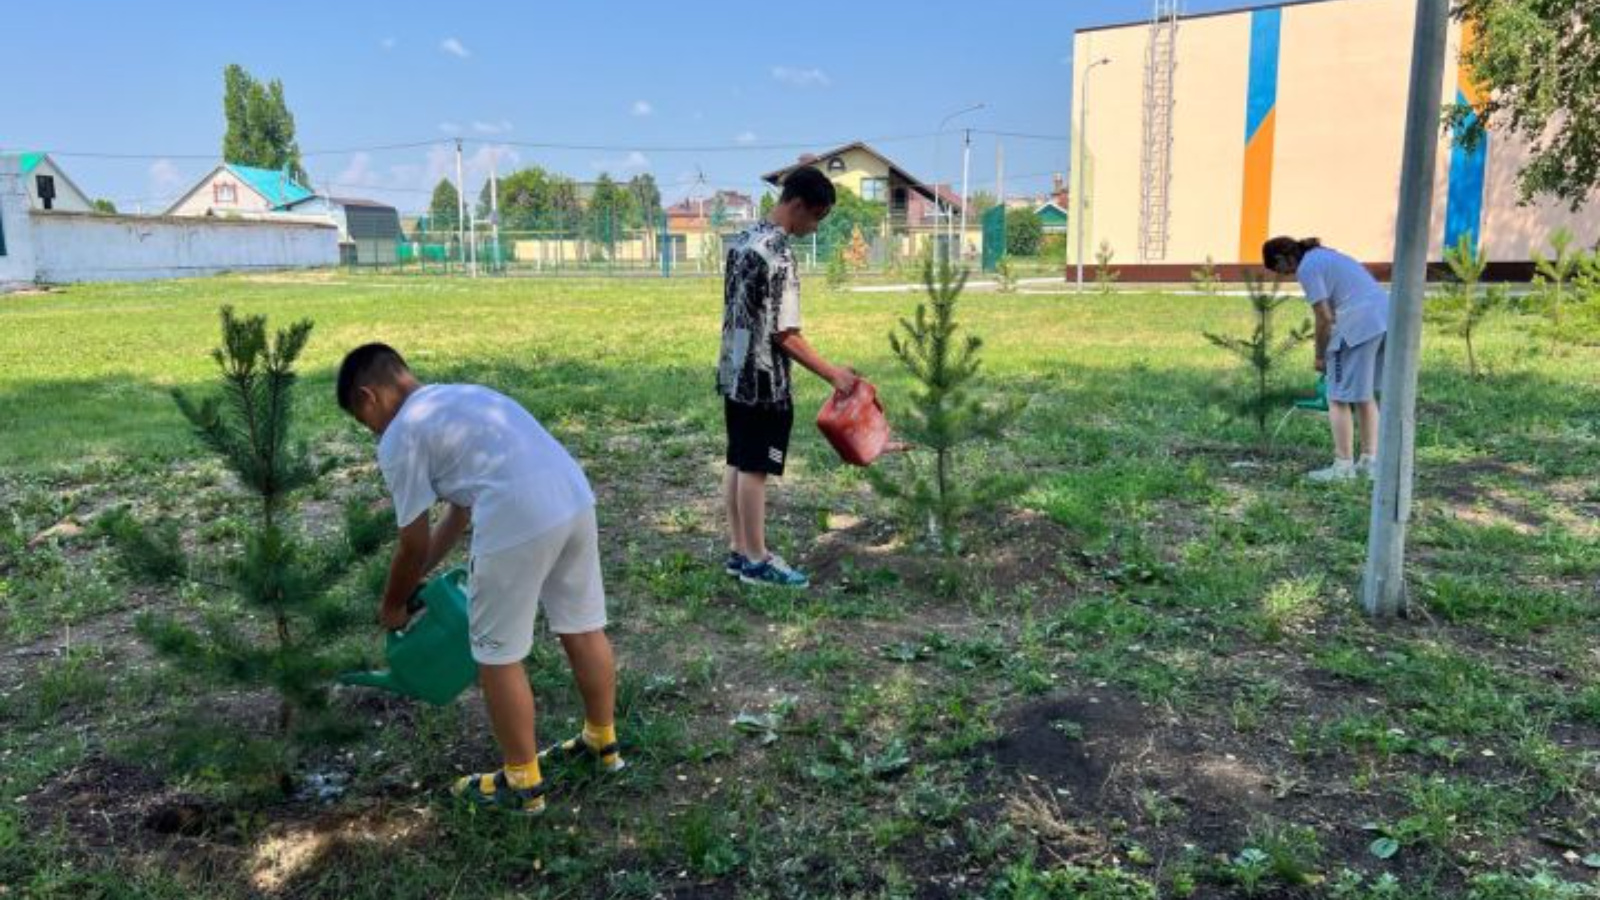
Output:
[817, 379, 891, 466]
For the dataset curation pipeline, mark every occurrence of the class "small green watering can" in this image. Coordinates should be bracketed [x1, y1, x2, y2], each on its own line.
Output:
[339, 567, 478, 706]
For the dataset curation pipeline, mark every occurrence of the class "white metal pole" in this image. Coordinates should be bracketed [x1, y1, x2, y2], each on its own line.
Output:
[959, 128, 972, 263]
[1076, 58, 1110, 293]
[1361, 0, 1450, 618]
[490, 153, 501, 274]
[997, 140, 1005, 209]
[454, 138, 466, 274]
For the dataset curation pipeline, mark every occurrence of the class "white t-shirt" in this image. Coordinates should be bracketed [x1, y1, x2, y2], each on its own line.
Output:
[376, 384, 595, 555]
[1296, 247, 1390, 350]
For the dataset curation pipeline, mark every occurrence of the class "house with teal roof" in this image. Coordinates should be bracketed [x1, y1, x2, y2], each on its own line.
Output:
[165, 162, 315, 217]
[0, 152, 94, 212]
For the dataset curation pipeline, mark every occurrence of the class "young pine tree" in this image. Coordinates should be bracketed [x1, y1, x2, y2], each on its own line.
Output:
[1191, 255, 1222, 295]
[866, 261, 1024, 554]
[111, 307, 388, 745]
[1203, 275, 1314, 439]
[1532, 226, 1581, 350]
[1094, 241, 1120, 295]
[1428, 233, 1502, 378]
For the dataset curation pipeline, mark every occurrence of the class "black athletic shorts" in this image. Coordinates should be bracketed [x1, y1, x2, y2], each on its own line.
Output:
[724, 398, 794, 476]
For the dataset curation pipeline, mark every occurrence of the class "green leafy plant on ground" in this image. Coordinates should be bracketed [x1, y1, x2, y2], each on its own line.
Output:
[1202, 274, 1313, 438]
[1428, 233, 1504, 377]
[867, 261, 1025, 553]
[107, 307, 388, 755]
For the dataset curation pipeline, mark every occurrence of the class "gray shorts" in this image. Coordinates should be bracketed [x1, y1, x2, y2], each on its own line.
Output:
[466, 507, 607, 665]
[1328, 335, 1385, 404]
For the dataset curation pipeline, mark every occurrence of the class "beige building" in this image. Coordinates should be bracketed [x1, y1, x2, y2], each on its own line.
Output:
[1071, 0, 1600, 277]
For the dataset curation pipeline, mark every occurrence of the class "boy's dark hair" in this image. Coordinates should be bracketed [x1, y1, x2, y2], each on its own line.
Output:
[1262, 235, 1322, 270]
[779, 167, 836, 212]
[336, 343, 410, 412]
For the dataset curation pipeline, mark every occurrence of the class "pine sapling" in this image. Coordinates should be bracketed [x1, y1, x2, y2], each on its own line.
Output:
[1429, 233, 1501, 377]
[108, 307, 390, 752]
[995, 255, 1019, 294]
[1532, 227, 1580, 350]
[866, 261, 1025, 554]
[1203, 274, 1313, 439]
[1191, 255, 1222, 295]
[1094, 241, 1120, 295]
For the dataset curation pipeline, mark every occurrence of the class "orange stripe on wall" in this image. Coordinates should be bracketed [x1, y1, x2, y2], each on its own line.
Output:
[1237, 107, 1276, 263]
[1457, 20, 1485, 109]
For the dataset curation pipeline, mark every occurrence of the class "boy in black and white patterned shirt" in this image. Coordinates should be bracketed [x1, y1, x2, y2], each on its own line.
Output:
[717, 167, 857, 588]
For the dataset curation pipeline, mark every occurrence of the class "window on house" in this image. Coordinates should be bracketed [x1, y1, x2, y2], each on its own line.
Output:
[214, 182, 238, 204]
[826, 157, 845, 172]
[860, 178, 888, 203]
[35, 175, 56, 210]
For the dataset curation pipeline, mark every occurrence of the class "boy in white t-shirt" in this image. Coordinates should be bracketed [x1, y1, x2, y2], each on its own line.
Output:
[337, 343, 621, 816]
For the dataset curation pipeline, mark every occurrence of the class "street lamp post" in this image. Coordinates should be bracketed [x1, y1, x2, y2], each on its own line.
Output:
[937, 102, 985, 264]
[1075, 57, 1111, 293]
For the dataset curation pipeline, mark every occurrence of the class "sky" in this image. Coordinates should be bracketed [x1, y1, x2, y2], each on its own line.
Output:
[1, 0, 1267, 214]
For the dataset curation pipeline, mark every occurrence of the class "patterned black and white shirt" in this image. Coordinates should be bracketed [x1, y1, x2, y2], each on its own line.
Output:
[717, 221, 802, 407]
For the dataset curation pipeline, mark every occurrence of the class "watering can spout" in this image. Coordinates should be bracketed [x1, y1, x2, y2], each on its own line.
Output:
[339, 669, 401, 691]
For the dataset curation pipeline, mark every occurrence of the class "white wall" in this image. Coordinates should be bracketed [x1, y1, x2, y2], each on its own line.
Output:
[27, 211, 338, 284]
[0, 159, 38, 289]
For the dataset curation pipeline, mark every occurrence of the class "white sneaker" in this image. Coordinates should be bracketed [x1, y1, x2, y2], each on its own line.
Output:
[1356, 455, 1377, 478]
[1306, 460, 1359, 483]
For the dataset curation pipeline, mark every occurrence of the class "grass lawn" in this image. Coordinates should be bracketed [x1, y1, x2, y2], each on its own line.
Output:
[1, 270, 1597, 899]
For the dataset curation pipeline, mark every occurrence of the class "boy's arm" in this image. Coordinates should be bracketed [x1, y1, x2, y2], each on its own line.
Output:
[423, 503, 471, 573]
[379, 514, 431, 630]
[776, 330, 859, 394]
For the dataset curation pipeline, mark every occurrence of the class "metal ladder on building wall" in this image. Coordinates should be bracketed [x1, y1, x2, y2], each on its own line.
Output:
[1138, 0, 1180, 262]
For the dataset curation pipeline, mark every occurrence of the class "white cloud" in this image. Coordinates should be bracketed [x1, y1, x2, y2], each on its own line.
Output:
[336, 152, 380, 189]
[148, 159, 186, 200]
[590, 150, 650, 173]
[440, 37, 471, 58]
[771, 66, 830, 88]
[380, 36, 397, 50]
[735, 131, 758, 145]
[630, 100, 654, 117]
[472, 119, 513, 135]
[438, 122, 461, 134]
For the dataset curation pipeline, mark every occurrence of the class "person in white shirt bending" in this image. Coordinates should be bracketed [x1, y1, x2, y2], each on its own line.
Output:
[338, 344, 622, 817]
[1264, 236, 1391, 483]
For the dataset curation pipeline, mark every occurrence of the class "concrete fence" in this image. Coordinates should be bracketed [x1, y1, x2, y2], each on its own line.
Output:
[1, 156, 338, 290]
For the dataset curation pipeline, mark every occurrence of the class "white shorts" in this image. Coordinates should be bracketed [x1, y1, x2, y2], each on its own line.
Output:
[466, 507, 607, 665]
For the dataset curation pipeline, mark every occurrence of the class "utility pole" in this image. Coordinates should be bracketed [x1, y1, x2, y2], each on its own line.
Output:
[454, 138, 466, 275]
[1076, 57, 1112, 293]
[959, 128, 972, 263]
[490, 152, 501, 275]
[1361, 0, 1450, 618]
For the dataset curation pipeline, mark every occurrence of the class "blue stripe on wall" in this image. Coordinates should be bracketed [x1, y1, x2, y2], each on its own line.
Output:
[1245, 8, 1282, 141]
[1444, 88, 1488, 252]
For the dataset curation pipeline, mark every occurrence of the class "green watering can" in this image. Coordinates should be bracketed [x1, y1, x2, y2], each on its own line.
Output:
[340, 567, 478, 706]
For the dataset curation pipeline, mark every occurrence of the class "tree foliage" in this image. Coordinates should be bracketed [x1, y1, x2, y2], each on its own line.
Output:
[428, 179, 461, 233]
[816, 185, 885, 257]
[478, 166, 580, 231]
[107, 308, 389, 770]
[866, 262, 1025, 553]
[1449, 0, 1600, 208]
[221, 64, 306, 183]
[1203, 275, 1314, 438]
[1005, 208, 1044, 257]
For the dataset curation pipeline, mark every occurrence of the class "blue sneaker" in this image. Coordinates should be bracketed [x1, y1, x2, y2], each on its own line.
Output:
[739, 554, 810, 589]
[724, 550, 749, 578]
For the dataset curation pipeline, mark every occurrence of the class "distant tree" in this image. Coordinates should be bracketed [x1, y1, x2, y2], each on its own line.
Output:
[487, 166, 581, 231]
[1450, 0, 1600, 208]
[1004, 208, 1043, 257]
[91, 199, 117, 214]
[586, 174, 639, 250]
[709, 194, 730, 229]
[221, 64, 306, 183]
[628, 174, 662, 223]
[815, 185, 885, 258]
[966, 191, 999, 217]
[428, 179, 461, 232]
[758, 192, 777, 218]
